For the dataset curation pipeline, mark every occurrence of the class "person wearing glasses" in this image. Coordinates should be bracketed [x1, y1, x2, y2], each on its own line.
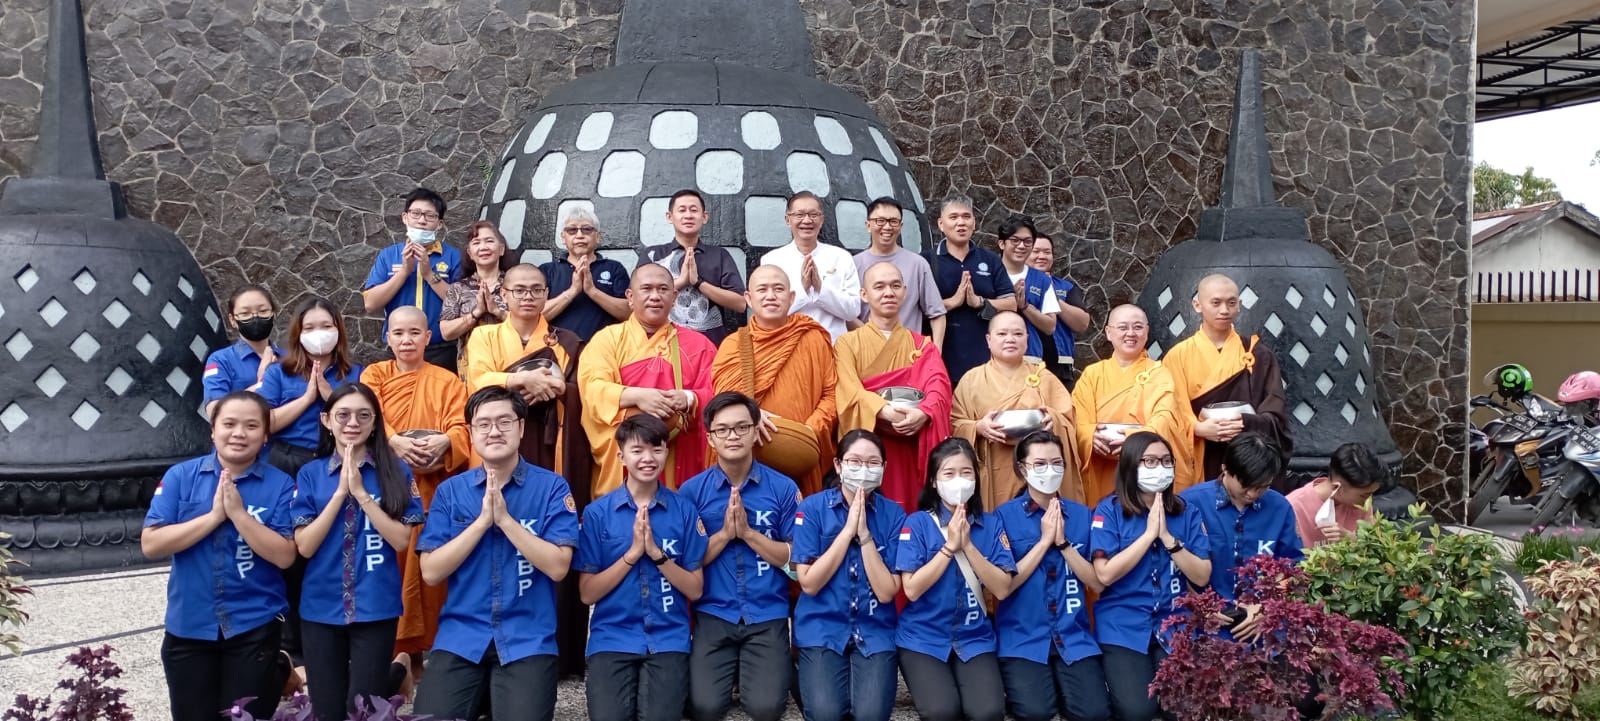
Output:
[677, 392, 800, 721]
[363, 188, 465, 372]
[792, 430, 906, 721]
[1027, 232, 1091, 390]
[637, 189, 747, 346]
[759, 191, 860, 343]
[412, 386, 580, 721]
[926, 193, 1017, 384]
[994, 216, 1060, 363]
[540, 207, 631, 342]
[291, 383, 423, 721]
[993, 431, 1108, 721]
[850, 197, 947, 344]
[439, 221, 511, 368]
[1089, 431, 1210, 721]
[204, 284, 283, 417]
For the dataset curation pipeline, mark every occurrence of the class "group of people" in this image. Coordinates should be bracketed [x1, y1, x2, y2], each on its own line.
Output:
[148, 186, 1390, 721]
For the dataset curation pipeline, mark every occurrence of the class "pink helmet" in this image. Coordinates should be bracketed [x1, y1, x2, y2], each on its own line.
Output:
[1558, 371, 1600, 403]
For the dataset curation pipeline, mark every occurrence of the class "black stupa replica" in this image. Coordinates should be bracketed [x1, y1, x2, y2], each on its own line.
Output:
[0, 0, 228, 574]
[1137, 50, 1403, 482]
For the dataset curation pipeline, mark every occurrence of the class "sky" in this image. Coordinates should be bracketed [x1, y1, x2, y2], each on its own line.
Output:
[1474, 102, 1600, 212]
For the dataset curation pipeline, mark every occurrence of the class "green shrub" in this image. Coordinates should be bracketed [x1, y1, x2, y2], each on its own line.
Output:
[0, 531, 31, 655]
[1514, 526, 1600, 576]
[1507, 548, 1600, 718]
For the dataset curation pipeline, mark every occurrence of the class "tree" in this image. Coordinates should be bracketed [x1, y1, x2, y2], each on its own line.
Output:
[1474, 162, 1560, 212]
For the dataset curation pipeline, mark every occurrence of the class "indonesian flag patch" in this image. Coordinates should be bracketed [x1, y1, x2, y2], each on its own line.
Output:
[203, 363, 220, 377]
[899, 527, 912, 541]
[794, 511, 804, 526]
[1092, 515, 1105, 529]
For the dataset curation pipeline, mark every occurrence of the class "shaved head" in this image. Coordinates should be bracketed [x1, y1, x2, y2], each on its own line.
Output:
[1107, 304, 1147, 326]
[633, 262, 673, 289]
[986, 311, 1027, 364]
[386, 305, 430, 367]
[1196, 274, 1238, 297]
[1106, 304, 1150, 361]
[748, 264, 790, 289]
[860, 261, 905, 324]
[628, 263, 677, 331]
[746, 264, 795, 329]
[863, 261, 903, 288]
[388, 305, 428, 326]
[1192, 273, 1241, 337]
[500, 263, 548, 322]
[504, 263, 545, 286]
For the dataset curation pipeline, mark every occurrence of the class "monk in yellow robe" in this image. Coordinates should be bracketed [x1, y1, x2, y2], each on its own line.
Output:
[1163, 274, 1293, 490]
[1072, 304, 1189, 505]
[711, 265, 837, 495]
[836, 262, 953, 511]
[952, 311, 1081, 511]
[579, 263, 717, 494]
[361, 306, 471, 661]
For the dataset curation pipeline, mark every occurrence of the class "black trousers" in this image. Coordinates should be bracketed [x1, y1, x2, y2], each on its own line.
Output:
[897, 648, 1004, 721]
[586, 651, 691, 721]
[413, 646, 558, 721]
[160, 620, 285, 721]
[687, 614, 791, 721]
[1100, 638, 1169, 721]
[300, 618, 402, 721]
[424, 341, 458, 375]
[266, 441, 317, 666]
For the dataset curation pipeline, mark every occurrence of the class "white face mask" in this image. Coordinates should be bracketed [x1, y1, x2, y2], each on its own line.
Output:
[1025, 466, 1063, 495]
[1136, 465, 1175, 493]
[938, 476, 976, 507]
[406, 227, 437, 244]
[840, 465, 883, 493]
[300, 329, 340, 356]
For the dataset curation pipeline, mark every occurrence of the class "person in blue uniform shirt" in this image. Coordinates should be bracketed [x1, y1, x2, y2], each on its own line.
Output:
[259, 296, 364, 477]
[792, 429, 906, 721]
[204, 284, 283, 417]
[1179, 432, 1304, 641]
[1090, 431, 1211, 721]
[577, 414, 709, 721]
[410, 386, 579, 721]
[142, 390, 298, 721]
[926, 194, 1019, 384]
[363, 187, 465, 373]
[292, 383, 424, 721]
[993, 216, 1061, 363]
[677, 392, 799, 721]
[993, 431, 1110, 721]
[895, 437, 1017, 721]
[1027, 233, 1090, 389]
[539, 206, 631, 342]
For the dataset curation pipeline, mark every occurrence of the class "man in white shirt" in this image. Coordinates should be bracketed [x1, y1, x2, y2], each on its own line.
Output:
[996, 214, 1060, 360]
[760, 191, 861, 342]
[849, 197, 947, 346]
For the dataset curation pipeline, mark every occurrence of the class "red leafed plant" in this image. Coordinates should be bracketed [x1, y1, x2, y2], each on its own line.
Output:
[1151, 556, 1408, 721]
[4, 645, 134, 721]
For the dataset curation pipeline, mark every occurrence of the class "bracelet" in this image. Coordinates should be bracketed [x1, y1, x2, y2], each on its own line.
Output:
[939, 547, 955, 559]
[623, 556, 637, 567]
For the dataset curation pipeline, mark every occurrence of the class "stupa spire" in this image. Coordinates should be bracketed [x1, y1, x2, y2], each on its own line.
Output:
[1195, 49, 1307, 243]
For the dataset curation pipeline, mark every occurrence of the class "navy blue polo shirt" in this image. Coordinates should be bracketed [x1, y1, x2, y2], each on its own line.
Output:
[1089, 494, 1211, 653]
[576, 484, 709, 656]
[144, 454, 296, 641]
[893, 506, 1016, 661]
[1179, 481, 1304, 602]
[1047, 276, 1084, 359]
[791, 488, 906, 657]
[993, 495, 1100, 665]
[416, 461, 579, 664]
[202, 340, 284, 403]
[257, 362, 364, 450]
[291, 454, 424, 626]
[927, 238, 1011, 383]
[363, 242, 464, 339]
[677, 462, 799, 625]
[540, 253, 630, 342]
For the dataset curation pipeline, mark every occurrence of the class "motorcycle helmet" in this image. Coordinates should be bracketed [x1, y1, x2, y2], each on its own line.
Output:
[1558, 370, 1600, 423]
[1486, 363, 1533, 397]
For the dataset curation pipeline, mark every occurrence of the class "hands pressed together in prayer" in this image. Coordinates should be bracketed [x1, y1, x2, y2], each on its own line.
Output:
[474, 467, 514, 531]
[624, 504, 663, 565]
[940, 505, 972, 554]
[801, 254, 821, 294]
[675, 251, 699, 291]
[844, 485, 875, 546]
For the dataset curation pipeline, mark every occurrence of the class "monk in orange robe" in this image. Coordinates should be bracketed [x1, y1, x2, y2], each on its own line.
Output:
[1072, 304, 1189, 504]
[712, 265, 838, 495]
[579, 263, 717, 494]
[1163, 274, 1293, 490]
[362, 306, 472, 661]
[836, 262, 952, 511]
[952, 311, 1081, 511]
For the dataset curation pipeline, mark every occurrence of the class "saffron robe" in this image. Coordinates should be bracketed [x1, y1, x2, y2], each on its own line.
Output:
[835, 324, 953, 511]
[1162, 329, 1293, 491]
[1071, 354, 1190, 505]
[579, 318, 717, 494]
[359, 359, 472, 656]
[952, 360, 1082, 512]
[712, 315, 839, 495]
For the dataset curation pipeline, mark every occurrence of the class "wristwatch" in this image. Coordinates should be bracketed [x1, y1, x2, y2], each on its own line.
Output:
[1165, 538, 1184, 554]
[1053, 539, 1069, 551]
[978, 299, 997, 320]
[694, 279, 708, 292]
[650, 553, 670, 566]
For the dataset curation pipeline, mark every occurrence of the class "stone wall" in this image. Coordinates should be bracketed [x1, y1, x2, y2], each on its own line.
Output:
[0, 0, 1474, 511]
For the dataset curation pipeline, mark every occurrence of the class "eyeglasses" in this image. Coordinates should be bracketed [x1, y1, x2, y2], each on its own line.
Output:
[504, 287, 548, 299]
[786, 211, 823, 220]
[867, 218, 902, 227]
[470, 418, 520, 434]
[841, 459, 884, 471]
[707, 423, 755, 440]
[1002, 235, 1035, 246]
[1139, 456, 1176, 469]
[1021, 461, 1066, 474]
[332, 410, 375, 426]
[404, 210, 441, 222]
[232, 311, 275, 321]
[563, 225, 598, 235]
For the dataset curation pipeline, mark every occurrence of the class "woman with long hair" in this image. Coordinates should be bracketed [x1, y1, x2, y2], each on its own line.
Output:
[1089, 431, 1211, 721]
[259, 296, 363, 476]
[894, 437, 1015, 721]
[204, 284, 283, 417]
[292, 383, 423, 720]
[439, 221, 510, 367]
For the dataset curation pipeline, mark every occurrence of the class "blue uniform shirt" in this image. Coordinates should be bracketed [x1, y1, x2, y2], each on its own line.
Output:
[677, 462, 799, 625]
[576, 485, 708, 656]
[1047, 276, 1081, 359]
[257, 362, 364, 449]
[292, 454, 425, 626]
[1179, 481, 1304, 601]
[994, 495, 1100, 664]
[144, 454, 296, 641]
[363, 242, 464, 339]
[1089, 494, 1211, 653]
[791, 488, 906, 657]
[416, 461, 579, 664]
[893, 507, 1016, 661]
[927, 238, 1011, 383]
[202, 340, 283, 403]
[1018, 266, 1054, 359]
[540, 253, 630, 342]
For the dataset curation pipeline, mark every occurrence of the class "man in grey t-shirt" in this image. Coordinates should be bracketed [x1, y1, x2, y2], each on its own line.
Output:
[850, 197, 947, 345]
[636, 189, 748, 346]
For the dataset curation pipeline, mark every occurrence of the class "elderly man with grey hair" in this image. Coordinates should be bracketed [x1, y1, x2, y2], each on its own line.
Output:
[925, 193, 1018, 384]
[539, 206, 632, 341]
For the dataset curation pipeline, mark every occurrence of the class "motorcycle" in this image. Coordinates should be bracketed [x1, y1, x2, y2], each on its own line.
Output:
[1466, 394, 1573, 525]
[1526, 373, 1600, 530]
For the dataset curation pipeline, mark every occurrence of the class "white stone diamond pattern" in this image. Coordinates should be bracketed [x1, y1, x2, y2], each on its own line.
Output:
[177, 276, 195, 299]
[15, 265, 39, 292]
[102, 300, 131, 328]
[1314, 372, 1334, 396]
[1309, 314, 1327, 337]
[38, 298, 67, 327]
[1289, 342, 1310, 367]
[1167, 313, 1186, 337]
[160, 302, 182, 329]
[140, 401, 167, 428]
[71, 401, 101, 431]
[132, 271, 152, 295]
[6, 330, 32, 361]
[1345, 314, 1357, 337]
[166, 367, 190, 395]
[205, 307, 220, 331]
[137, 333, 161, 363]
[1347, 289, 1357, 307]
[1334, 343, 1349, 366]
[1148, 340, 1163, 359]
[72, 268, 97, 294]
[190, 336, 208, 361]
[1355, 372, 1367, 396]
[34, 367, 66, 398]
[1292, 402, 1315, 426]
[0, 403, 26, 431]
[105, 367, 134, 395]
[1239, 285, 1258, 309]
[69, 332, 99, 361]
[1363, 346, 1370, 363]
[1157, 287, 1173, 308]
[1340, 402, 1358, 425]
[1284, 285, 1302, 309]
[523, 113, 556, 153]
[0, 299, 5, 320]
[1262, 312, 1284, 336]
[868, 126, 898, 165]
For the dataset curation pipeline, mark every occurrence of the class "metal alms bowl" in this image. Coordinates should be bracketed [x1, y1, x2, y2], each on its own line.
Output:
[994, 409, 1046, 439]
[1202, 401, 1255, 420]
[1100, 422, 1142, 436]
[507, 357, 558, 374]
[877, 386, 925, 408]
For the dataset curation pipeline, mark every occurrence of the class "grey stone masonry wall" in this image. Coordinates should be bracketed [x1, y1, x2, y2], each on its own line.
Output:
[0, 0, 1474, 512]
